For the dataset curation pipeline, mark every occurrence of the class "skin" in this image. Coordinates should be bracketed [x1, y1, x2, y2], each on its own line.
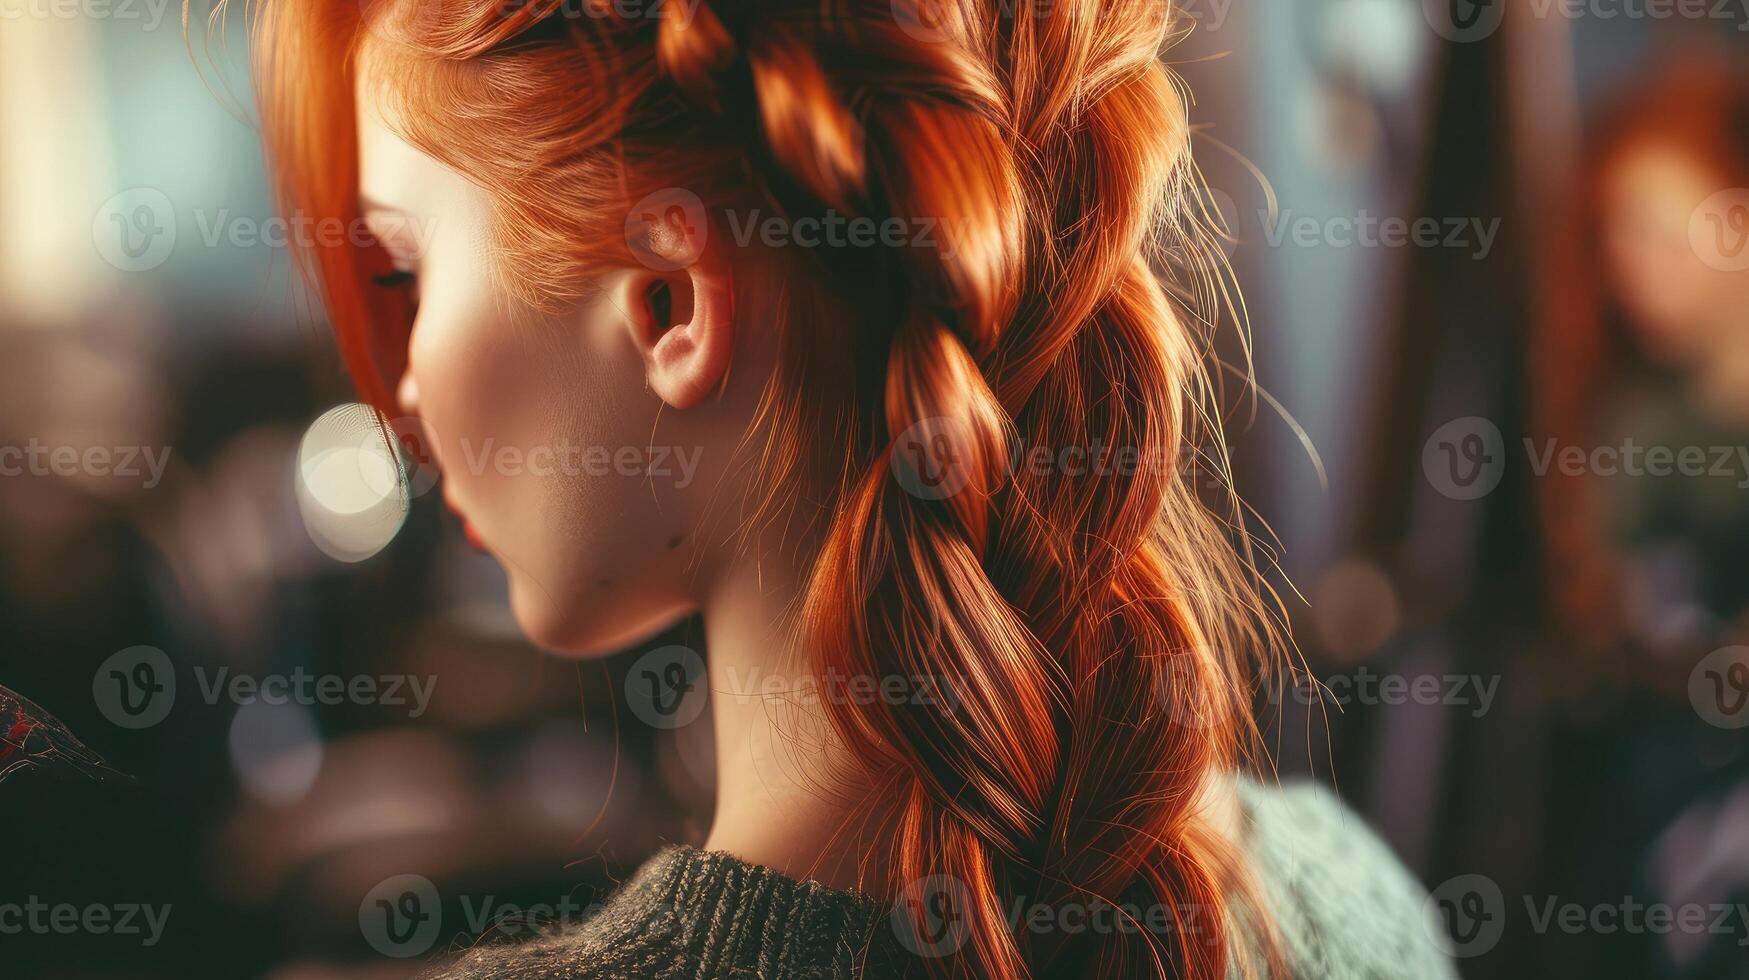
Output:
[1600, 142, 1749, 422]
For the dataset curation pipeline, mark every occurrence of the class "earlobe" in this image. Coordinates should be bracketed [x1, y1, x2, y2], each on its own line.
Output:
[619, 213, 735, 410]
[645, 267, 734, 409]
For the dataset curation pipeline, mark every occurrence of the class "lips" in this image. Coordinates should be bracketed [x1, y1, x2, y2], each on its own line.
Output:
[441, 490, 487, 552]
[460, 516, 487, 551]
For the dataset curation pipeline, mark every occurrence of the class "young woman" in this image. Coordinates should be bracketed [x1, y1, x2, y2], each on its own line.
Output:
[248, 0, 1452, 975]
[1537, 54, 1749, 672]
[1529, 54, 1749, 979]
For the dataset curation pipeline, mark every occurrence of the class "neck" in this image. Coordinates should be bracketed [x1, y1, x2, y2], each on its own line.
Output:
[694, 534, 889, 895]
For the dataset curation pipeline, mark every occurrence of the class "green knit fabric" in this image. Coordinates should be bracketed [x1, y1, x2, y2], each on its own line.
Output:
[1231, 780, 1458, 979]
[429, 779, 1457, 979]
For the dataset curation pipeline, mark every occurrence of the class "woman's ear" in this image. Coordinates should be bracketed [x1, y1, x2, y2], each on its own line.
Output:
[619, 205, 735, 410]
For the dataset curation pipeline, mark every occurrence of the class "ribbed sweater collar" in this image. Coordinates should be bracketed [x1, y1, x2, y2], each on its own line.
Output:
[606, 845, 909, 977]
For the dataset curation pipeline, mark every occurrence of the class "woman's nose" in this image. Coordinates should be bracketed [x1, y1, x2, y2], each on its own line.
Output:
[396, 370, 420, 417]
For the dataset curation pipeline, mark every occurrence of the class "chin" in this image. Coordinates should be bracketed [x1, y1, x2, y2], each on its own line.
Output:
[507, 573, 694, 658]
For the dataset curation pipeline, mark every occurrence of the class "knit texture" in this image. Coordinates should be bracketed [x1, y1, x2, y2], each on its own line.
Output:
[428, 779, 1456, 979]
[1233, 779, 1458, 980]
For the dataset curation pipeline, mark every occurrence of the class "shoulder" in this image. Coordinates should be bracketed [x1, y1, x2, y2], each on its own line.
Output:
[1235, 778, 1458, 980]
[422, 846, 901, 980]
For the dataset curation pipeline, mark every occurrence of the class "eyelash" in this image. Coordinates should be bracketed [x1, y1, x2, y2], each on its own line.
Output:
[372, 269, 416, 289]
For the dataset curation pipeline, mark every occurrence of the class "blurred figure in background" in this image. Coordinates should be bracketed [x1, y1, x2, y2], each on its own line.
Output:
[1533, 50, 1749, 980]
[1546, 53, 1749, 668]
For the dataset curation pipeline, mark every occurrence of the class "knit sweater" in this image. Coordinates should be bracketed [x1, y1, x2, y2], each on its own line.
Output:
[430, 779, 1457, 979]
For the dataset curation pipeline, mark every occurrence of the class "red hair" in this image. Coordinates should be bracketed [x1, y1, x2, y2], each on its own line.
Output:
[1534, 53, 1749, 665]
[243, 0, 1282, 975]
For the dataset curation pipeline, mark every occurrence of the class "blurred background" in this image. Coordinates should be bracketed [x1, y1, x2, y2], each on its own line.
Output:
[1, 1, 1746, 977]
